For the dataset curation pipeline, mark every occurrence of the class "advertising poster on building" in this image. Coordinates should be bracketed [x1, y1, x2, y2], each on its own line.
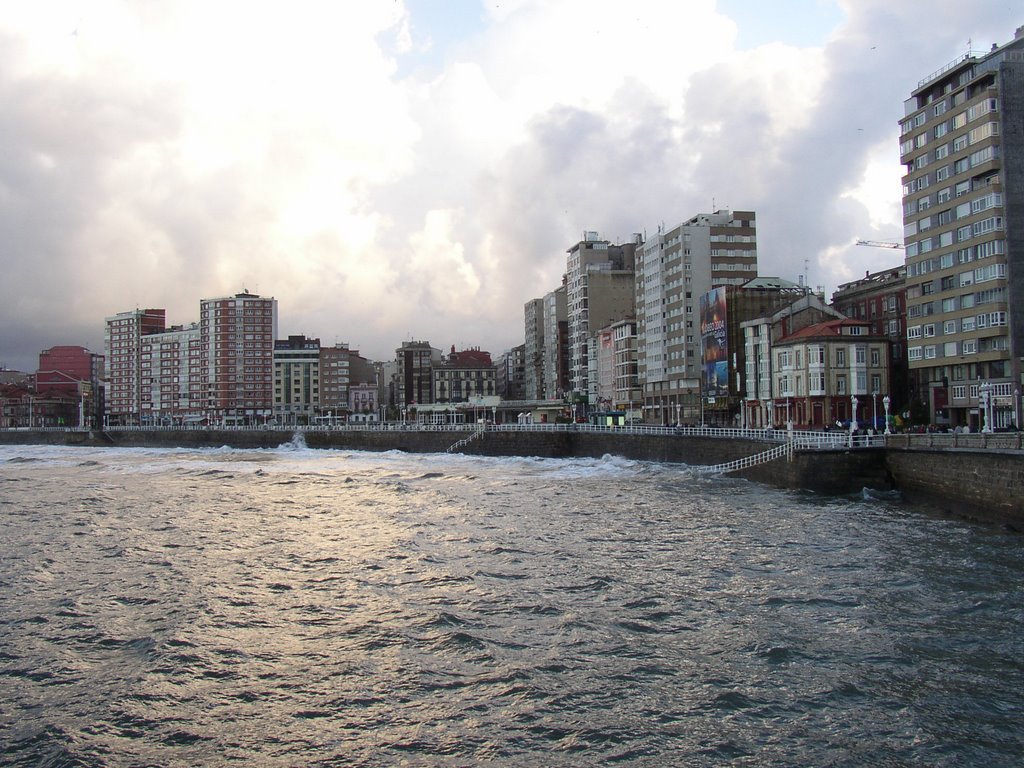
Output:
[700, 287, 728, 399]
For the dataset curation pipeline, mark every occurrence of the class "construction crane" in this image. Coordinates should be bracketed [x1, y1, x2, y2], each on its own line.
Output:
[856, 239, 903, 249]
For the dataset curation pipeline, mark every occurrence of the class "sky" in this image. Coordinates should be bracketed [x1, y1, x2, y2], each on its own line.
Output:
[0, 0, 1020, 371]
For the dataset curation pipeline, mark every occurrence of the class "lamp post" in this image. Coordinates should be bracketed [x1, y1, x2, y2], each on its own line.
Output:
[980, 380, 992, 433]
[850, 395, 859, 433]
[883, 395, 891, 435]
[872, 391, 878, 434]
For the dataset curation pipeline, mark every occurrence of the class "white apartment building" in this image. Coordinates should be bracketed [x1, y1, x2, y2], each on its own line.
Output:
[104, 308, 166, 425]
[636, 210, 757, 424]
[140, 323, 202, 423]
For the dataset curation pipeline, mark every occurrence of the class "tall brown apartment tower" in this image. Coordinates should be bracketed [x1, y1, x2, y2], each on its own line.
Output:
[900, 27, 1024, 429]
[200, 291, 278, 425]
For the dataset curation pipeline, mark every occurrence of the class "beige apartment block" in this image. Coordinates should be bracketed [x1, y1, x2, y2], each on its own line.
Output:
[900, 27, 1024, 429]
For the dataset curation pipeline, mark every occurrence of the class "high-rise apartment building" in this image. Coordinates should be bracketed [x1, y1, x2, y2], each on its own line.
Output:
[200, 291, 278, 424]
[140, 323, 203, 424]
[542, 285, 569, 400]
[565, 233, 638, 403]
[636, 210, 757, 424]
[104, 308, 166, 425]
[900, 28, 1024, 429]
[523, 298, 545, 399]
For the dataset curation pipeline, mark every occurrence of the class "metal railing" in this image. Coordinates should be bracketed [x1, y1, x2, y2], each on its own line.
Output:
[15, 423, 1015, 451]
[2, 422, 884, 448]
[698, 442, 793, 475]
[445, 423, 487, 453]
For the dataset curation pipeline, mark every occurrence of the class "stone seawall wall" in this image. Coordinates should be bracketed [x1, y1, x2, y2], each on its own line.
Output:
[885, 449, 1024, 525]
[736, 449, 892, 496]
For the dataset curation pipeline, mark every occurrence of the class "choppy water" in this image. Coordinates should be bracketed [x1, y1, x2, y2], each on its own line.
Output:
[0, 442, 1022, 767]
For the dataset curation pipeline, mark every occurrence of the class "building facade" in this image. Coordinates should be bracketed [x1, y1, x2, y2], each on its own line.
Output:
[542, 286, 569, 400]
[200, 291, 278, 425]
[524, 298, 545, 399]
[831, 266, 909, 415]
[36, 345, 105, 428]
[273, 335, 320, 423]
[591, 319, 640, 416]
[770, 319, 891, 430]
[565, 233, 638, 403]
[140, 324, 203, 424]
[900, 27, 1024, 429]
[396, 341, 440, 411]
[348, 382, 378, 421]
[104, 308, 166, 425]
[636, 210, 758, 424]
[741, 293, 845, 428]
[433, 348, 496, 403]
[496, 344, 526, 401]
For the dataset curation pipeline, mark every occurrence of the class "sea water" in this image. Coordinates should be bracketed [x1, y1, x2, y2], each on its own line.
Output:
[1, 443, 1022, 766]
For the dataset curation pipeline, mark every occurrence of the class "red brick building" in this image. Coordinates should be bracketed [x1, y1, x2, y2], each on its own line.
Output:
[200, 291, 278, 425]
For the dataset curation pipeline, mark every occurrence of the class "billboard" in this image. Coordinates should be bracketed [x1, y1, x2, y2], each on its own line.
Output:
[700, 287, 729, 399]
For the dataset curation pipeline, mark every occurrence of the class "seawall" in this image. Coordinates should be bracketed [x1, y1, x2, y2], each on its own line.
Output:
[2, 428, 1020, 526]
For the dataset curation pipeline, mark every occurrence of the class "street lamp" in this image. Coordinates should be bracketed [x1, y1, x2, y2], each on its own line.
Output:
[980, 380, 992, 433]
[872, 390, 878, 434]
[850, 395, 859, 433]
[883, 394, 891, 435]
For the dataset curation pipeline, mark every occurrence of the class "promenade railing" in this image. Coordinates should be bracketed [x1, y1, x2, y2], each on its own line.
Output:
[5, 422, 895, 450]
[11, 423, 1022, 451]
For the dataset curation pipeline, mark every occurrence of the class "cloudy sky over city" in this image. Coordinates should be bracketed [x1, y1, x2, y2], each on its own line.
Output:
[0, 0, 1019, 370]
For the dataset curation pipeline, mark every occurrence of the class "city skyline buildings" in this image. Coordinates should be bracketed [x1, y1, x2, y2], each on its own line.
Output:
[2, 4, 1019, 374]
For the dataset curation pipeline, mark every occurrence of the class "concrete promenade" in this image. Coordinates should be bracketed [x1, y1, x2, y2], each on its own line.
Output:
[1, 424, 1020, 526]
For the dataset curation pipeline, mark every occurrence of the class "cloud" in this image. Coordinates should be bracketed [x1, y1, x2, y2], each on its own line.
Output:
[0, 0, 1020, 372]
